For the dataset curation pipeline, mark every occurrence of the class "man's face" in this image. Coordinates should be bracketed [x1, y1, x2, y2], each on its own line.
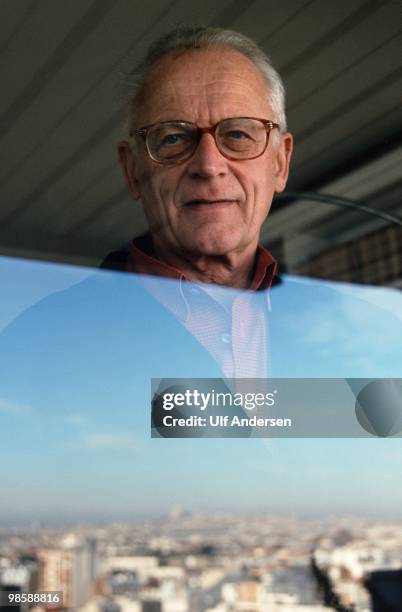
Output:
[119, 48, 292, 260]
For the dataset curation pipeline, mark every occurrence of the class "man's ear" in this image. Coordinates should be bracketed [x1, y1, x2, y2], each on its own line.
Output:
[117, 141, 141, 199]
[273, 132, 293, 193]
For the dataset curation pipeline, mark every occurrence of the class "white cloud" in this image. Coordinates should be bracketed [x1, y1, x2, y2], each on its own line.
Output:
[335, 285, 402, 322]
[65, 413, 92, 427]
[80, 432, 135, 450]
[279, 288, 402, 370]
[0, 398, 31, 414]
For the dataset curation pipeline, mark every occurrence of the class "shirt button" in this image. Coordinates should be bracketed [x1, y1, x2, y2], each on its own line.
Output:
[221, 333, 232, 344]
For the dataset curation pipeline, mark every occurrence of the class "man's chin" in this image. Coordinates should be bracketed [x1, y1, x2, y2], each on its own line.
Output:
[182, 236, 243, 259]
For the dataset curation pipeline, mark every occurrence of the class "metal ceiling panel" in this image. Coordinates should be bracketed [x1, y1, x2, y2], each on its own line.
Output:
[0, 0, 401, 265]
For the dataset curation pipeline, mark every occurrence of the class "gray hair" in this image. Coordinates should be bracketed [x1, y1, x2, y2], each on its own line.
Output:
[122, 25, 287, 135]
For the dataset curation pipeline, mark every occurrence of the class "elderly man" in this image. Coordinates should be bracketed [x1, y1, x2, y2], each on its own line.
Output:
[105, 25, 292, 292]
[101, 26, 293, 380]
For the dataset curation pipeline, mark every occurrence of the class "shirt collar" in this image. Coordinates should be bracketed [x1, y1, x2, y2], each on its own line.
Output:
[127, 234, 277, 290]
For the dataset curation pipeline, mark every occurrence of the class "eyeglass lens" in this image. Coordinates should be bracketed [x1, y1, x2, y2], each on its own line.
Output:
[147, 118, 269, 162]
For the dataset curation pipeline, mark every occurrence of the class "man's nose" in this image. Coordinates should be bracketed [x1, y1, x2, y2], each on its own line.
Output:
[186, 133, 228, 178]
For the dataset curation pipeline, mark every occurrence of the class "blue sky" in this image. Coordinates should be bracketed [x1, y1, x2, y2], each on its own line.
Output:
[0, 256, 401, 525]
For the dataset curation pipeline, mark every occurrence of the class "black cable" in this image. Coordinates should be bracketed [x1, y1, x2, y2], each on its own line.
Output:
[276, 191, 402, 227]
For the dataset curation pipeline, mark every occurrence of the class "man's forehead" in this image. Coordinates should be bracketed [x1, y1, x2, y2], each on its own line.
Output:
[136, 48, 270, 123]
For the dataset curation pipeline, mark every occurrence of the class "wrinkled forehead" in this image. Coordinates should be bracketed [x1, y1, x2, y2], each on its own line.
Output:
[134, 47, 271, 126]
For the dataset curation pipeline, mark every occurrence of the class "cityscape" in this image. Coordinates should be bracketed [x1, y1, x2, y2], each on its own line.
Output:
[1, 513, 401, 611]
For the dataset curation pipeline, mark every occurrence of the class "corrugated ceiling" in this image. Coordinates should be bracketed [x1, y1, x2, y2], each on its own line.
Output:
[0, 0, 401, 266]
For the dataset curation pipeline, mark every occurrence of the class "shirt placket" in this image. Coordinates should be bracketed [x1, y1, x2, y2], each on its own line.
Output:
[231, 293, 269, 378]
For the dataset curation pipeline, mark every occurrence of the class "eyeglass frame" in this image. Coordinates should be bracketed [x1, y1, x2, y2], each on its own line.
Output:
[131, 117, 281, 164]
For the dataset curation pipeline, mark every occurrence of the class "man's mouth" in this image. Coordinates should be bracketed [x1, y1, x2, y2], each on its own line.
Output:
[184, 199, 237, 207]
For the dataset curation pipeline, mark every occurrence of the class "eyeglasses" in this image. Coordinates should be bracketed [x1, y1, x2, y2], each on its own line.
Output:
[132, 117, 280, 164]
